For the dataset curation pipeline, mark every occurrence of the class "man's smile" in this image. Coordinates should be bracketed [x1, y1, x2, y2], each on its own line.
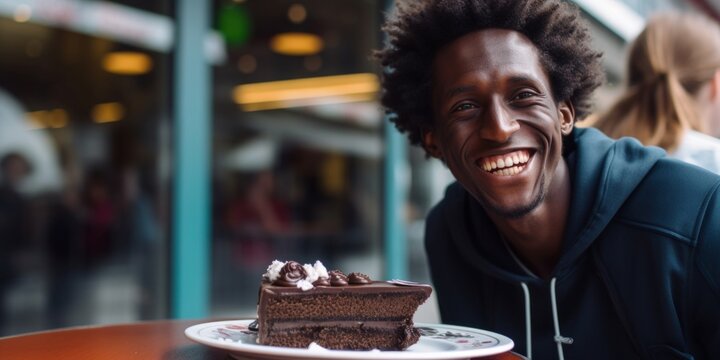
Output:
[477, 149, 532, 176]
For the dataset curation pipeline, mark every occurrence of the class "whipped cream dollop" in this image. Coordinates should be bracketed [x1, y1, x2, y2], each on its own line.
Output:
[301, 261, 331, 284]
[263, 260, 286, 282]
[263, 260, 333, 291]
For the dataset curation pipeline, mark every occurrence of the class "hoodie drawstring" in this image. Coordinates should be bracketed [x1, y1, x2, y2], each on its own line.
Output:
[520, 279, 574, 360]
[520, 282, 532, 359]
[550, 277, 574, 360]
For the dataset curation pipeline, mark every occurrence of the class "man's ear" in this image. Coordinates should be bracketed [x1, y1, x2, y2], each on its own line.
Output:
[422, 130, 443, 159]
[558, 100, 576, 135]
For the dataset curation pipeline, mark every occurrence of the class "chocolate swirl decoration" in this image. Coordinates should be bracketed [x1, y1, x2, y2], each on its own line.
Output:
[348, 272, 371, 285]
[312, 277, 331, 287]
[273, 261, 308, 286]
[328, 270, 348, 286]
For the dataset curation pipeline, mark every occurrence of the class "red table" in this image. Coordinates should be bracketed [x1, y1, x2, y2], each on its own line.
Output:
[0, 319, 526, 359]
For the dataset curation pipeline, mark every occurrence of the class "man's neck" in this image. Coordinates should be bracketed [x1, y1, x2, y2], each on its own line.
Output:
[488, 159, 572, 279]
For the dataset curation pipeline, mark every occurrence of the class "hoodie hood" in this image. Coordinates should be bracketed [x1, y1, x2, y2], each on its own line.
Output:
[442, 127, 665, 285]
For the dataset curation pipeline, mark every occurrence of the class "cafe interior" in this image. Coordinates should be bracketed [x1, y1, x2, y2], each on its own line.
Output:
[0, 0, 715, 339]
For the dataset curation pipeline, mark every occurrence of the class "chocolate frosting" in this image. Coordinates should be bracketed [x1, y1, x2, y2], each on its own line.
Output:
[312, 277, 331, 287]
[348, 272, 371, 285]
[274, 261, 308, 286]
[329, 270, 348, 286]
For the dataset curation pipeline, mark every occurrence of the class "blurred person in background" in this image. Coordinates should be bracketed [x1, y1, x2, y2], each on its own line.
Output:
[225, 169, 291, 268]
[0, 152, 31, 334]
[593, 12, 720, 173]
[45, 182, 83, 329]
[118, 168, 162, 319]
[80, 167, 118, 269]
[219, 168, 293, 301]
[289, 150, 362, 263]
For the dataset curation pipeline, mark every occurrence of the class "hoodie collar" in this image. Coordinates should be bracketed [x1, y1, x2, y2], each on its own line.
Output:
[445, 127, 665, 283]
[554, 127, 665, 276]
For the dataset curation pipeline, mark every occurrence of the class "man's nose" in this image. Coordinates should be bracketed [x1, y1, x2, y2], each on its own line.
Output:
[479, 98, 519, 143]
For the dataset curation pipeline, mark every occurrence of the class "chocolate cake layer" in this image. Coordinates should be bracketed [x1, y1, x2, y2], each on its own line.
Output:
[259, 323, 419, 350]
[257, 281, 432, 350]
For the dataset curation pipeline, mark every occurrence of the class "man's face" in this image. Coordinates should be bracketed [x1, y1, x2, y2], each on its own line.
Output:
[425, 29, 574, 218]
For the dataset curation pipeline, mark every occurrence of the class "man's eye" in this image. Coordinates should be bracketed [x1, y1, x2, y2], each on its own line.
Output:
[452, 103, 476, 112]
[513, 91, 536, 100]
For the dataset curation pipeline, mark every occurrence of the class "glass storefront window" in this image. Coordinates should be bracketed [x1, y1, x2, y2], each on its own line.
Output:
[0, 1, 171, 336]
[209, 0, 386, 318]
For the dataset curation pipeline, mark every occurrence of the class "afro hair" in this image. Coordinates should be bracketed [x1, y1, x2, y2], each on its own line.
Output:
[376, 0, 605, 150]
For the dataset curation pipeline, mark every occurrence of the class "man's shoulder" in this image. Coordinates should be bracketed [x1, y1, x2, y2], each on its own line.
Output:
[652, 156, 720, 187]
[634, 155, 720, 203]
[618, 157, 720, 241]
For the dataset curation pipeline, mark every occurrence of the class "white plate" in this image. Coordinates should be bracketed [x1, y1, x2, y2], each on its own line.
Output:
[185, 319, 514, 360]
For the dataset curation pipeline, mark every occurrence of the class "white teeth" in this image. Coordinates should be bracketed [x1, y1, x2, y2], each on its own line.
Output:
[490, 165, 522, 177]
[479, 150, 531, 176]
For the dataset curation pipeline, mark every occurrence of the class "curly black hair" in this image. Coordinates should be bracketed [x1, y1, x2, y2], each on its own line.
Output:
[376, 0, 605, 149]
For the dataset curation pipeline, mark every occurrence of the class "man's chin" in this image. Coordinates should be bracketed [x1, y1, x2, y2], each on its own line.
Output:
[482, 185, 546, 219]
[483, 195, 540, 219]
[478, 173, 547, 219]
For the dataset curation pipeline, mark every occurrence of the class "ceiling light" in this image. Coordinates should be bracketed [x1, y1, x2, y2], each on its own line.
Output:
[288, 4, 307, 24]
[26, 111, 45, 129]
[102, 51, 153, 75]
[26, 109, 69, 129]
[92, 102, 125, 123]
[14, 5, 31, 23]
[26, 111, 48, 129]
[233, 73, 379, 111]
[48, 109, 69, 128]
[237, 54, 257, 74]
[270, 32, 323, 56]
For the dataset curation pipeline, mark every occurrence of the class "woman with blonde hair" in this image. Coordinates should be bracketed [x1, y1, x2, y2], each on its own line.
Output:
[593, 11, 720, 173]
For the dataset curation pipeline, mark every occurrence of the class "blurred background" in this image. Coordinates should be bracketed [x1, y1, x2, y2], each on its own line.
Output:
[0, 0, 717, 337]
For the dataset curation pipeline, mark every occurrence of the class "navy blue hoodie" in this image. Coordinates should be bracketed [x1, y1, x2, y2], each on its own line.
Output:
[425, 127, 720, 359]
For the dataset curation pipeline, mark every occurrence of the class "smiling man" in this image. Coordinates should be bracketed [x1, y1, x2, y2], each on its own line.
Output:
[377, 1, 720, 359]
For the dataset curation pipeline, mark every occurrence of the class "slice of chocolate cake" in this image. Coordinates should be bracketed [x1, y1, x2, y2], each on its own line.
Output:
[257, 260, 432, 350]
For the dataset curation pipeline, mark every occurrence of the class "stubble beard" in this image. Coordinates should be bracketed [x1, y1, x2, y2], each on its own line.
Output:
[483, 174, 547, 219]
